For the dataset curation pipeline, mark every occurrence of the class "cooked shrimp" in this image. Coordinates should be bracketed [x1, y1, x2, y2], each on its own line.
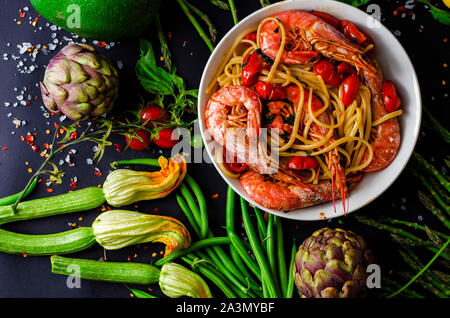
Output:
[360, 61, 401, 172]
[240, 171, 362, 211]
[205, 85, 262, 146]
[260, 10, 400, 172]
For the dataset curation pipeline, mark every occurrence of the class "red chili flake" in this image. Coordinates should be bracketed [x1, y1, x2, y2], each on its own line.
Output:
[94, 169, 103, 177]
[1, 147, 8, 150]
[31, 145, 39, 152]
[168, 32, 172, 40]
[154, 208, 159, 213]
[114, 143, 123, 152]
[46, 188, 54, 193]
[69, 132, 78, 140]
[19, 12, 26, 18]
[20, 136, 25, 142]
[22, 252, 28, 258]
[69, 181, 77, 188]
[210, 193, 219, 199]
[127, 255, 132, 261]
[26, 135, 34, 144]
[97, 41, 107, 47]
[26, 100, 30, 106]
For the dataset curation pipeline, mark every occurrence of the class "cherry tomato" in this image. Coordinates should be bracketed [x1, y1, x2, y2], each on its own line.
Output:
[126, 129, 150, 151]
[310, 11, 340, 29]
[287, 156, 319, 170]
[140, 105, 169, 124]
[340, 20, 367, 45]
[222, 147, 247, 173]
[382, 80, 402, 112]
[242, 51, 264, 86]
[153, 128, 178, 149]
[314, 60, 341, 87]
[243, 31, 257, 44]
[256, 81, 274, 99]
[337, 62, 356, 78]
[341, 74, 360, 107]
[226, 162, 248, 173]
[255, 81, 286, 100]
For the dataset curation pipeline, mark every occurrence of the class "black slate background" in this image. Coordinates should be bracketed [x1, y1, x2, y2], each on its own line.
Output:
[0, 0, 448, 298]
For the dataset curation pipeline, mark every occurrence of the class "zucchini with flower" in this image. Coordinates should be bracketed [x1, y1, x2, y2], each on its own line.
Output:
[0, 209, 191, 257]
[92, 210, 191, 255]
[103, 155, 187, 207]
[51, 257, 212, 298]
[0, 155, 187, 222]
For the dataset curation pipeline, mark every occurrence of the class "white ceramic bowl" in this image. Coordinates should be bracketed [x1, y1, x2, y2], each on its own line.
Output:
[198, 0, 421, 221]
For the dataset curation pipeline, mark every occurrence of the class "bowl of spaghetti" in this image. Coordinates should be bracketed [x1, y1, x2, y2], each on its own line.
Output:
[198, 0, 421, 221]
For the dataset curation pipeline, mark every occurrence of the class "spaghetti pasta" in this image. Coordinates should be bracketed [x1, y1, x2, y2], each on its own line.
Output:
[204, 10, 402, 211]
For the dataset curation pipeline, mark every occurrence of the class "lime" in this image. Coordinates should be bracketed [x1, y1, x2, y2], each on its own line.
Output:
[30, 0, 161, 41]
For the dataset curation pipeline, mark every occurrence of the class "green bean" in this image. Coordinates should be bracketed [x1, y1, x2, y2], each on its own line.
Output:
[204, 248, 257, 298]
[184, 174, 208, 239]
[241, 198, 278, 298]
[111, 158, 160, 168]
[0, 177, 38, 206]
[179, 183, 202, 230]
[154, 237, 230, 266]
[253, 207, 267, 245]
[228, 231, 261, 278]
[285, 241, 296, 298]
[275, 217, 288, 295]
[182, 255, 236, 298]
[176, 194, 201, 238]
[194, 251, 248, 298]
[225, 186, 260, 286]
[266, 213, 281, 296]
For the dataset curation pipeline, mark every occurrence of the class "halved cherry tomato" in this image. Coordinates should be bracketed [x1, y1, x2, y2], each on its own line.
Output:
[223, 146, 247, 173]
[341, 74, 360, 107]
[242, 51, 264, 86]
[382, 80, 402, 112]
[126, 129, 150, 151]
[340, 20, 367, 45]
[314, 60, 341, 87]
[226, 162, 248, 173]
[153, 128, 178, 149]
[140, 104, 169, 125]
[287, 156, 319, 170]
[255, 81, 286, 100]
[243, 31, 257, 43]
[310, 10, 340, 29]
[337, 62, 356, 78]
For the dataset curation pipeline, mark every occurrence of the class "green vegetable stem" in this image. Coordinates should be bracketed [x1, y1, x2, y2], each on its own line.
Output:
[0, 177, 38, 206]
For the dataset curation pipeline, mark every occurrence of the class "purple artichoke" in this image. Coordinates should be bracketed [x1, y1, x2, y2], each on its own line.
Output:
[40, 43, 119, 121]
[294, 227, 373, 298]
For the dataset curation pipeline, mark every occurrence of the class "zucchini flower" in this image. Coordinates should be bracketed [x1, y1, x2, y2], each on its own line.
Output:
[159, 262, 212, 298]
[92, 210, 191, 257]
[103, 155, 187, 207]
